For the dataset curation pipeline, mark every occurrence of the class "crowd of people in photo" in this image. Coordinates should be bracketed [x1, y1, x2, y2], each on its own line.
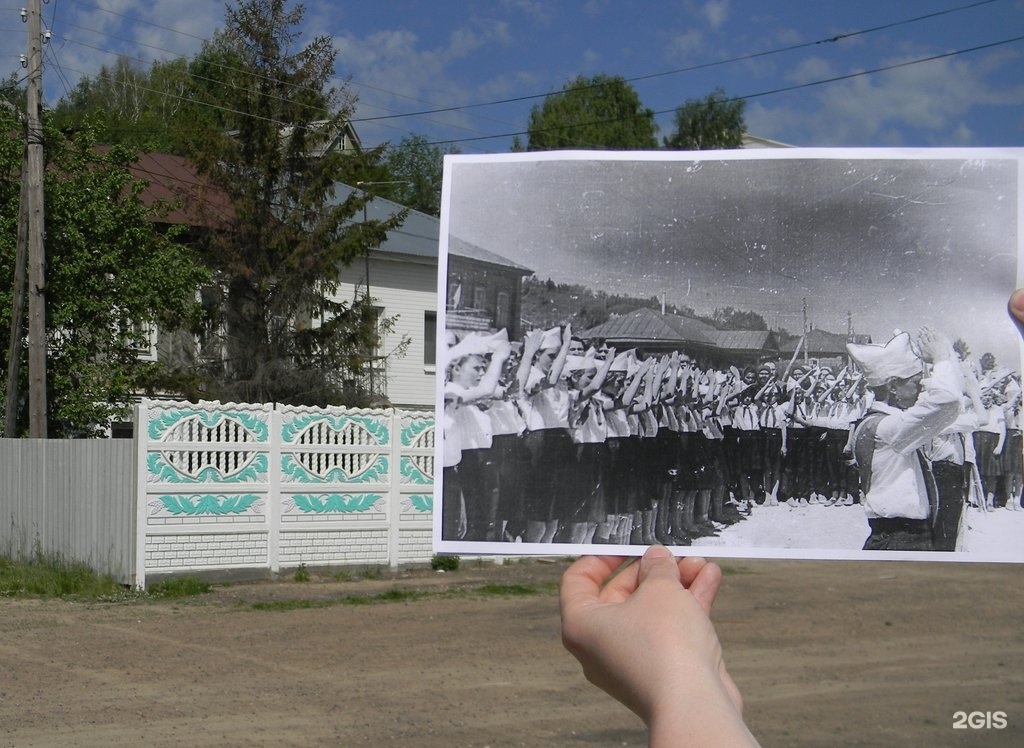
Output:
[441, 319, 1023, 550]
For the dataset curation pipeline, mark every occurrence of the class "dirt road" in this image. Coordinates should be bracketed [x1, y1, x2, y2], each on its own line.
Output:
[1, 558, 1021, 747]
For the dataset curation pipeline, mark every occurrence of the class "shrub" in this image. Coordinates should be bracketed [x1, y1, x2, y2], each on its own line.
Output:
[430, 554, 460, 572]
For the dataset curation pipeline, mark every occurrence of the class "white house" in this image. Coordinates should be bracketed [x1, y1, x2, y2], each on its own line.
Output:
[330, 186, 532, 409]
[128, 154, 531, 412]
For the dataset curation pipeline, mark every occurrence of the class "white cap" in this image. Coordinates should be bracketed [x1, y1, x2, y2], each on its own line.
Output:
[539, 326, 562, 349]
[846, 332, 923, 386]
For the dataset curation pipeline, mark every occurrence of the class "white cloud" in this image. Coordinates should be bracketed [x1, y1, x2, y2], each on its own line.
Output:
[500, 0, 553, 25]
[580, 49, 602, 72]
[701, 0, 730, 30]
[747, 48, 1024, 147]
[39, 0, 221, 101]
[334, 19, 522, 148]
[665, 29, 704, 60]
[785, 55, 835, 85]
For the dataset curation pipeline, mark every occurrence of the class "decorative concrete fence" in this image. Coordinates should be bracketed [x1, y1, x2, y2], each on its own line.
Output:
[138, 399, 436, 586]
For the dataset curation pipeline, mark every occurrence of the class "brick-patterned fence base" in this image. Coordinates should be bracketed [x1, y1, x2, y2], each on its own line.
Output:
[137, 399, 435, 586]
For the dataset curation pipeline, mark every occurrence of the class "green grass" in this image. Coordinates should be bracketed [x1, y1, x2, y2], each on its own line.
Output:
[716, 563, 754, 576]
[147, 577, 212, 598]
[245, 583, 557, 612]
[0, 554, 213, 601]
[0, 553, 124, 599]
[0, 553, 558, 608]
[474, 582, 553, 596]
[249, 588, 430, 611]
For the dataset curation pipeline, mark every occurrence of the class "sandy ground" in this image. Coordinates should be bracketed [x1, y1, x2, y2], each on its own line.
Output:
[1, 550, 1023, 748]
[695, 500, 1024, 559]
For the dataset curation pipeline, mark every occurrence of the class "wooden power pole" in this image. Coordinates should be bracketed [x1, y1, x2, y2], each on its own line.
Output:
[25, 0, 47, 437]
[3, 172, 29, 436]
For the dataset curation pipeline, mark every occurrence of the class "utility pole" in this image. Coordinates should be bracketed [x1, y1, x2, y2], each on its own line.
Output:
[3, 170, 29, 436]
[25, 0, 47, 437]
[354, 180, 409, 403]
[801, 297, 808, 364]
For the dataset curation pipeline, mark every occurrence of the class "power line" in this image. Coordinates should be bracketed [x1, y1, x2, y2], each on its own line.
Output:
[420, 33, 1024, 148]
[351, 0, 1006, 126]
[7, 0, 1015, 152]
[21, 0, 1007, 147]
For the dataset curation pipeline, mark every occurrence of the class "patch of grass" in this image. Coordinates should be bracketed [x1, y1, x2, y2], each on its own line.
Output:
[475, 582, 551, 597]
[250, 598, 335, 612]
[0, 553, 123, 599]
[380, 588, 429, 602]
[431, 554, 460, 572]
[248, 588, 429, 611]
[361, 565, 384, 580]
[147, 577, 212, 599]
[716, 563, 754, 576]
[293, 563, 311, 583]
[333, 569, 353, 582]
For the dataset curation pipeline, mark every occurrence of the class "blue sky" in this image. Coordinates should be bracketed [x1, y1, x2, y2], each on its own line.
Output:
[1, 0, 1022, 152]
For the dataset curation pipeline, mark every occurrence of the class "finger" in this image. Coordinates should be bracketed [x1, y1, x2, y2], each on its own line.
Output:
[560, 555, 627, 612]
[1009, 290, 1024, 336]
[636, 544, 684, 588]
[687, 561, 723, 615]
[599, 557, 642, 601]
[677, 555, 708, 587]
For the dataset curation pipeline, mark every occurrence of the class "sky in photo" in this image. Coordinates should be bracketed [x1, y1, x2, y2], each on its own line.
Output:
[445, 150, 1022, 367]
[2, 0, 1022, 152]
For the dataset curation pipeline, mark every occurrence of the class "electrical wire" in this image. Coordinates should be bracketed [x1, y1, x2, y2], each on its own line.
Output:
[12, 0, 1009, 147]
[3, 0, 1017, 151]
[421, 33, 1024, 148]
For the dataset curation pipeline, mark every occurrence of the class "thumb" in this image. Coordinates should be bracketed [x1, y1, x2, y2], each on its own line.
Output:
[637, 544, 683, 588]
[1009, 290, 1024, 337]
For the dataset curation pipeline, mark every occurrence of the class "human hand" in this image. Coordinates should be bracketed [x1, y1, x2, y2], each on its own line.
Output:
[523, 329, 543, 355]
[916, 325, 952, 364]
[560, 546, 757, 747]
[1010, 289, 1024, 336]
[492, 339, 512, 360]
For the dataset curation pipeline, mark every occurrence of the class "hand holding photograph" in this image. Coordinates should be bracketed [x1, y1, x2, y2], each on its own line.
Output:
[435, 148, 1024, 562]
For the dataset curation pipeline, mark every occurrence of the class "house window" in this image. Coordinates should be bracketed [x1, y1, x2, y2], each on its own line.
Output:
[368, 305, 385, 361]
[496, 292, 510, 331]
[129, 320, 158, 362]
[424, 311, 437, 367]
[447, 278, 463, 309]
[473, 286, 487, 311]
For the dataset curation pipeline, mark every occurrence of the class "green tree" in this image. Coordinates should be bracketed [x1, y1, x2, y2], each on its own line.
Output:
[664, 88, 746, 150]
[49, 56, 214, 155]
[525, 74, 657, 151]
[182, 0, 402, 406]
[0, 109, 208, 436]
[380, 134, 458, 216]
[711, 307, 767, 331]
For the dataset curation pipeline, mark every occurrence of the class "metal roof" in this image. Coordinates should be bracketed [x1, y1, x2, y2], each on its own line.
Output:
[127, 152, 235, 228]
[447, 235, 533, 273]
[129, 158, 530, 272]
[713, 329, 777, 351]
[779, 328, 872, 354]
[583, 308, 720, 346]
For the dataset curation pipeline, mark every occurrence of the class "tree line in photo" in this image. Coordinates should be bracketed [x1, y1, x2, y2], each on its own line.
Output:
[442, 321, 1022, 549]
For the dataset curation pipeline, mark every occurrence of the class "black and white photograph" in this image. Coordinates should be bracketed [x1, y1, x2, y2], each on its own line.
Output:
[435, 148, 1024, 562]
